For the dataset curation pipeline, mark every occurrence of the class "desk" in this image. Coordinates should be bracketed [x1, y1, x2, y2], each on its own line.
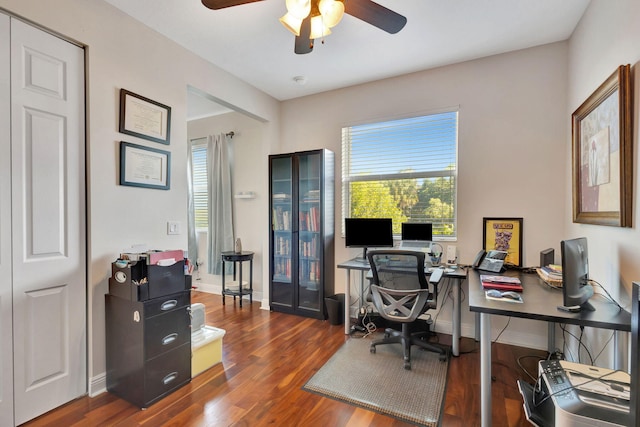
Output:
[468, 270, 631, 427]
[221, 251, 254, 307]
[337, 257, 467, 357]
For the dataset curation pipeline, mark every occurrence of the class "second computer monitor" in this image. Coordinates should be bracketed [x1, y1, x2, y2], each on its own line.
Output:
[401, 222, 433, 242]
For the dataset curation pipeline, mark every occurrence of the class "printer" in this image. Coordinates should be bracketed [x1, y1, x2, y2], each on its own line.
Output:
[519, 359, 631, 427]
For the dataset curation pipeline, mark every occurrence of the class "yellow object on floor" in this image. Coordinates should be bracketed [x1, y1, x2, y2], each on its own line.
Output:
[192, 326, 225, 376]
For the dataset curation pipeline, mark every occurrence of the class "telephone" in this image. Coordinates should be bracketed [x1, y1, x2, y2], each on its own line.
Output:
[472, 249, 508, 273]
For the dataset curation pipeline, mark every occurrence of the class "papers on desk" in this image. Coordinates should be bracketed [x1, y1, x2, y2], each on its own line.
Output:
[480, 275, 523, 292]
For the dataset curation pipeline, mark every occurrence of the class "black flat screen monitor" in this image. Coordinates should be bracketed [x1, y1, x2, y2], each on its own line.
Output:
[345, 218, 393, 261]
[559, 237, 594, 312]
[401, 222, 433, 242]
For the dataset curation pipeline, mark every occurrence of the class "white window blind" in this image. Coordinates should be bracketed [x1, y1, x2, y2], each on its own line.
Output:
[341, 110, 458, 237]
[191, 142, 208, 229]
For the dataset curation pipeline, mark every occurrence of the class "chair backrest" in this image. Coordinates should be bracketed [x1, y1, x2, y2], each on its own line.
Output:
[367, 250, 428, 291]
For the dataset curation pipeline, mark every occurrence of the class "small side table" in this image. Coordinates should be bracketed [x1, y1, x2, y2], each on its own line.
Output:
[221, 251, 254, 307]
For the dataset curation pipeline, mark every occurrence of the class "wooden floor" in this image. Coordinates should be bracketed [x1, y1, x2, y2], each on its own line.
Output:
[23, 291, 547, 427]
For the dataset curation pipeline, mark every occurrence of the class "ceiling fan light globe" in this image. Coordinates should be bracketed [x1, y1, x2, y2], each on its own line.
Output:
[279, 13, 303, 36]
[310, 15, 331, 39]
[285, 0, 311, 19]
[318, 0, 344, 28]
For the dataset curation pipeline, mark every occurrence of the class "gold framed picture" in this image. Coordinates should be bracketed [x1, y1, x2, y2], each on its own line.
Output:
[571, 65, 632, 227]
[482, 217, 523, 267]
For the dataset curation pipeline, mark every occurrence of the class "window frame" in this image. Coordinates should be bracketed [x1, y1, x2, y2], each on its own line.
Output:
[341, 108, 459, 241]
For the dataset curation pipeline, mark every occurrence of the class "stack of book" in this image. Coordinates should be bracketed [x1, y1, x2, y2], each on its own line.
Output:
[480, 275, 523, 292]
[536, 264, 563, 288]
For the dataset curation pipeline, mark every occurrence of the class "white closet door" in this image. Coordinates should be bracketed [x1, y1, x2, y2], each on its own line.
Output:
[0, 14, 14, 427]
[10, 18, 86, 425]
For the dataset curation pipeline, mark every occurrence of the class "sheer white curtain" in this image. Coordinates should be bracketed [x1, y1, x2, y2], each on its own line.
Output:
[207, 133, 234, 274]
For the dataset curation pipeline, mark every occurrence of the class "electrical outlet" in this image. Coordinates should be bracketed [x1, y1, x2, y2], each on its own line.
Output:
[167, 221, 181, 235]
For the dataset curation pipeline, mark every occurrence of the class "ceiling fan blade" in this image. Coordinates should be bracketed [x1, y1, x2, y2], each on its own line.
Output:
[201, 0, 263, 10]
[344, 0, 407, 34]
[294, 16, 314, 55]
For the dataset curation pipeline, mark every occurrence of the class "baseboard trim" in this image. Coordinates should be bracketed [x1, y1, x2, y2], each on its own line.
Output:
[89, 372, 107, 397]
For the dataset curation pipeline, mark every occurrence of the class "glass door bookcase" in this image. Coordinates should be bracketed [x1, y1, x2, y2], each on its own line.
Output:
[269, 149, 334, 319]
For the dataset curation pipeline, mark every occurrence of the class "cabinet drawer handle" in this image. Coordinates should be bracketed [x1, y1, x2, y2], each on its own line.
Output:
[162, 372, 178, 385]
[160, 300, 178, 311]
[162, 333, 178, 346]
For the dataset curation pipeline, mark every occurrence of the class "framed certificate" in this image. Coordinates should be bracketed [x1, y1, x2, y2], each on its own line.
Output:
[119, 89, 171, 145]
[119, 141, 170, 190]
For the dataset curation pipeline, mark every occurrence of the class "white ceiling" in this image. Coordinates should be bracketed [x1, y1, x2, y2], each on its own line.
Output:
[105, 0, 590, 110]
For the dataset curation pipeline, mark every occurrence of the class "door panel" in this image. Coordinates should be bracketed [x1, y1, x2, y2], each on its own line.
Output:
[0, 13, 14, 427]
[10, 18, 86, 425]
[24, 286, 67, 391]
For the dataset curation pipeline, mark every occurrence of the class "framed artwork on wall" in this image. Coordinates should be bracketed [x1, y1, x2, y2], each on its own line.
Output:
[119, 89, 171, 145]
[483, 217, 523, 267]
[571, 64, 632, 227]
[119, 141, 171, 190]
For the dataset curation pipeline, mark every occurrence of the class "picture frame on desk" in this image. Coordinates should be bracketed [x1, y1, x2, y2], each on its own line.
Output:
[482, 217, 523, 267]
[571, 64, 632, 227]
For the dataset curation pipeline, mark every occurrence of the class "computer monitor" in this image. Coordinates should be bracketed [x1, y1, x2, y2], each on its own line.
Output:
[559, 237, 595, 312]
[401, 222, 433, 242]
[345, 218, 393, 261]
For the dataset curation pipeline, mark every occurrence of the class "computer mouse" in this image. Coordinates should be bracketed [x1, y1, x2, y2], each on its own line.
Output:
[501, 291, 521, 300]
[486, 289, 503, 298]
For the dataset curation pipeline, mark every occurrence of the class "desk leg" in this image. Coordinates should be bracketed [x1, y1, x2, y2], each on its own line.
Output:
[614, 331, 626, 371]
[480, 313, 492, 427]
[548, 323, 555, 353]
[451, 279, 461, 357]
[238, 262, 243, 307]
[221, 260, 226, 305]
[249, 259, 253, 304]
[344, 269, 351, 335]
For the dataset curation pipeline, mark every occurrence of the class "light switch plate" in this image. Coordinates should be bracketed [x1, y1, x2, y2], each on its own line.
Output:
[167, 221, 181, 235]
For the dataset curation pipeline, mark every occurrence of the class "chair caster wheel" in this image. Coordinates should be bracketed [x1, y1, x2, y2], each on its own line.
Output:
[439, 354, 447, 362]
[370, 346, 376, 354]
[404, 362, 411, 370]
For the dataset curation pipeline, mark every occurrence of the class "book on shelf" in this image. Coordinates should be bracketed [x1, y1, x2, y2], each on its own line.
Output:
[480, 274, 523, 292]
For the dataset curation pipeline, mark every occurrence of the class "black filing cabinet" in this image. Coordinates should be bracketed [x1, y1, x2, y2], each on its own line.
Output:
[106, 260, 191, 408]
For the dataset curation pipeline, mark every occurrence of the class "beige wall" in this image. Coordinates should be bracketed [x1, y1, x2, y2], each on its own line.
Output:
[0, 0, 280, 395]
[280, 42, 569, 346]
[565, 0, 640, 367]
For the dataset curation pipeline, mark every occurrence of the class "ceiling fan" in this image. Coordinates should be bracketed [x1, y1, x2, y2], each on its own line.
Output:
[201, 0, 407, 54]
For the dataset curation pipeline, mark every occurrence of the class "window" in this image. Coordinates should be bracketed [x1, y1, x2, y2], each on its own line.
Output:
[341, 110, 458, 238]
[191, 141, 208, 229]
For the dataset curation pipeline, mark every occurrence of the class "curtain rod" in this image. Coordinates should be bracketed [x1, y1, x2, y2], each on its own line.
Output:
[226, 131, 235, 138]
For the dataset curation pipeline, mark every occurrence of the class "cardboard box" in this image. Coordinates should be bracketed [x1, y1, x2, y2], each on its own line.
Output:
[191, 326, 225, 376]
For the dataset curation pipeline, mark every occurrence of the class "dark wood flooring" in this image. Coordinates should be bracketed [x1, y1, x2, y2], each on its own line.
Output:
[22, 291, 547, 426]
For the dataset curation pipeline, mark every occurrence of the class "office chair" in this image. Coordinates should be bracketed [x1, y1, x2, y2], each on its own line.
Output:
[367, 250, 447, 370]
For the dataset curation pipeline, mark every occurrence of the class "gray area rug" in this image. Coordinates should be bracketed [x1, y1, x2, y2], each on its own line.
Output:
[303, 335, 449, 426]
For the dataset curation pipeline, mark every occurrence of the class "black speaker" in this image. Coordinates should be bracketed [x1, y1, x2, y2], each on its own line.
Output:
[540, 248, 554, 267]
